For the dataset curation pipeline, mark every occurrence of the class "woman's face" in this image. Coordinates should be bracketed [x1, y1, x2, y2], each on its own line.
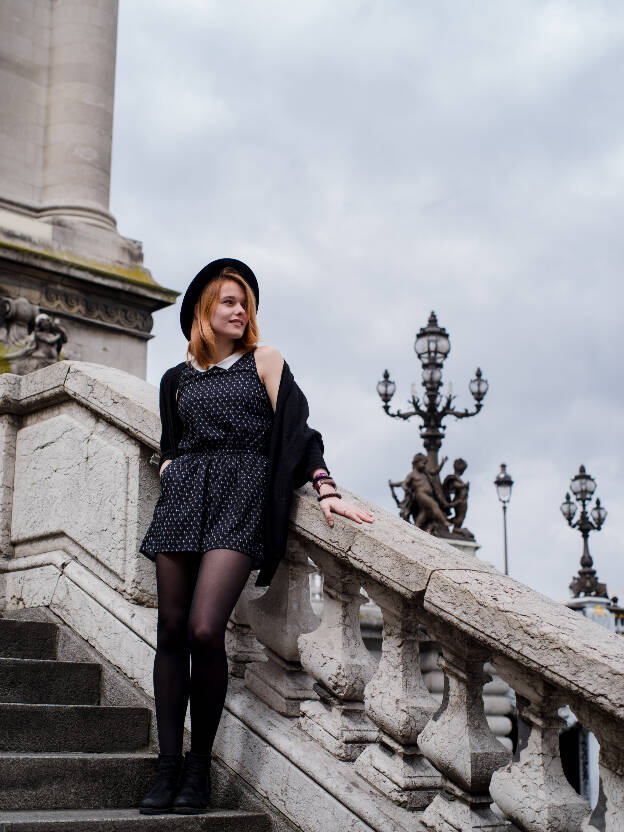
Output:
[210, 279, 249, 340]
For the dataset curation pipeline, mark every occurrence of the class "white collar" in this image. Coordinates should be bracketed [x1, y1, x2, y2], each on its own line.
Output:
[190, 350, 245, 372]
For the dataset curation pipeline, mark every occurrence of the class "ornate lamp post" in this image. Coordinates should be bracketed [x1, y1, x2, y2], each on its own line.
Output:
[560, 465, 608, 597]
[377, 312, 488, 540]
[494, 464, 513, 576]
[377, 312, 488, 470]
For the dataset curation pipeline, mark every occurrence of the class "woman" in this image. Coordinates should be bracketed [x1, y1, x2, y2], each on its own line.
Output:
[138, 258, 374, 815]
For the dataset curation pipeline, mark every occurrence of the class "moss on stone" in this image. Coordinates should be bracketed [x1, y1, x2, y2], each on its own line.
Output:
[0, 238, 179, 301]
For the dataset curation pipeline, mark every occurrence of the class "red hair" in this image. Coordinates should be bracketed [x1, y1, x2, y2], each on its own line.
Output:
[186, 267, 259, 368]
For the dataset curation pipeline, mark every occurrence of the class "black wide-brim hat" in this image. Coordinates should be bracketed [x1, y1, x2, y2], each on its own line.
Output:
[180, 258, 260, 341]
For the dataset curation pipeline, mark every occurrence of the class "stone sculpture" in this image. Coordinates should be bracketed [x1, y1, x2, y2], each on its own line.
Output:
[390, 454, 475, 540]
[0, 296, 68, 375]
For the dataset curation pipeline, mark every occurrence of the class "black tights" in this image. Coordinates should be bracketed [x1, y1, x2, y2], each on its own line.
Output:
[153, 548, 253, 756]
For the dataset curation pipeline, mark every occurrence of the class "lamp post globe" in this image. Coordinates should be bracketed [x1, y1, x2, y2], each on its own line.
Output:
[560, 493, 577, 523]
[494, 463, 513, 505]
[590, 499, 607, 530]
[570, 465, 597, 504]
[376, 370, 396, 412]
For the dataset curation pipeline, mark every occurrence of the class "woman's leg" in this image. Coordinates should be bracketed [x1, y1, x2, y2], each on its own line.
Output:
[153, 552, 201, 755]
[187, 548, 253, 755]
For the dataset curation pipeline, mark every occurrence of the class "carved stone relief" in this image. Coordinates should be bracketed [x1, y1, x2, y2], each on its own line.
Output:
[42, 286, 153, 333]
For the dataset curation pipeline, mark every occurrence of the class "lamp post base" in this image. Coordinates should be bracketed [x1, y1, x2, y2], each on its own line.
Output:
[448, 538, 481, 558]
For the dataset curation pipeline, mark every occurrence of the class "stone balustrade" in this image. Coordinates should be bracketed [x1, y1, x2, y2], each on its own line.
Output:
[245, 486, 624, 831]
[1, 361, 623, 832]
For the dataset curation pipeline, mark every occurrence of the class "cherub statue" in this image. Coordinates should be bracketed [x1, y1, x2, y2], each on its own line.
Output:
[442, 458, 474, 539]
[4, 312, 68, 372]
[390, 453, 450, 533]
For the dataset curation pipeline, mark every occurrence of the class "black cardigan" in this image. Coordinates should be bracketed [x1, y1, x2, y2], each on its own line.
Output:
[157, 356, 327, 586]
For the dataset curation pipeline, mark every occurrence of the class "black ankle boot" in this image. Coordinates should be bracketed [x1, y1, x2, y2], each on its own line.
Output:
[172, 751, 211, 814]
[139, 753, 183, 814]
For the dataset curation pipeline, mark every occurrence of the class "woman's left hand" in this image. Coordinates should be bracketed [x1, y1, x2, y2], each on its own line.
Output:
[320, 496, 375, 528]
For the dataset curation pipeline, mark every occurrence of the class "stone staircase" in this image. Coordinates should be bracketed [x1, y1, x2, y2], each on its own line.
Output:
[0, 618, 269, 831]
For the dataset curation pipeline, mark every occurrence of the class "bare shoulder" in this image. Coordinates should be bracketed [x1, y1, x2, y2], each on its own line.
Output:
[255, 345, 284, 379]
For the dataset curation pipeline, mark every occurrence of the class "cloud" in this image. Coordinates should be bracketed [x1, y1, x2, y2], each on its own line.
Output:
[111, 0, 624, 601]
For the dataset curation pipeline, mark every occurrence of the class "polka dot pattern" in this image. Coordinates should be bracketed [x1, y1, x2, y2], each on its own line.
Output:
[139, 350, 274, 566]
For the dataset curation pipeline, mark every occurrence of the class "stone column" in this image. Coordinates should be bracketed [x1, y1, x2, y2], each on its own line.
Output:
[40, 0, 119, 228]
[245, 538, 319, 716]
[489, 665, 589, 832]
[354, 580, 441, 809]
[298, 550, 377, 760]
[419, 632, 511, 831]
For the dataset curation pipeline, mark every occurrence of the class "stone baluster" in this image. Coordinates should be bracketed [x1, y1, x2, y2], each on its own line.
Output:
[489, 662, 589, 832]
[422, 645, 514, 751]
[575, 707, 624, 832]
[354, 580, 441, 809]
[418, 628, 512, 832]
[298, 548, 378, 760]
[226, 572, 266, 678]
[244, 537, 319, 716]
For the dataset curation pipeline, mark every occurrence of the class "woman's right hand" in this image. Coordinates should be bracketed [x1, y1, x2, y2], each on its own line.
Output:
[159, 460, 172, 479]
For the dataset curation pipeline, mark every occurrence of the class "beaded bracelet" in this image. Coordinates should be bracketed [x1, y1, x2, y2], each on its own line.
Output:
[317, 492, 342, 502]
[313, 476, 336, 493]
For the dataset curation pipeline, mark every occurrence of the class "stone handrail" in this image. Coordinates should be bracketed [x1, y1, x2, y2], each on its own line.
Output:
[1, 361, 622, 832]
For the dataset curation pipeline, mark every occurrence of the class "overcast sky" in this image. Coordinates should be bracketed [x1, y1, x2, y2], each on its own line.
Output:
[110, 0, 624, 603]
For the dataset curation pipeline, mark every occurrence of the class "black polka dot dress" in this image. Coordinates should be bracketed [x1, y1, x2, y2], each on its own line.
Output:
[139, 349, 274, 566]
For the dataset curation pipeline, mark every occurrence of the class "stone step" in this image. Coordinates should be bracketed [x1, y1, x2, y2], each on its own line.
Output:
[0, 704, 150, 752]
[0, 619, 58, 660]
[0, 658, 101, 705]
[0, 808, 269, 831]
[0, 753, 158, 811]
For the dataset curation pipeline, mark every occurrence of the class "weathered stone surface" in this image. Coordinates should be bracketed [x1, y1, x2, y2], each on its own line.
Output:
[299, 552, 375, 701]
[227, 572, 266, 678]
[248, 539, 318, 664]
[360, 582, 436, 745]
[291, 488, 496, 600]
[0, 364, 159, 604]
[355, 580, 441, 808]
[222, 680, 427, 832]
[0, 413, 18, 556]
[0, 362, 159, 447]
[355, 737, 440, 810]
[424, 570, 624, 719]
[423, 784, 510, 831]
[419, 637, 510, 795]
[246, 539, 319, 715]
[12, 408, 131, 580]
[490, 667, 588, 832]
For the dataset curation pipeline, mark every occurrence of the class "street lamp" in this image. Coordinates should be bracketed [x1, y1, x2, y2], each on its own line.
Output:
[377, 312, 488, 472]
[494, 463, 513, 575]
[560, 465, 608, 597]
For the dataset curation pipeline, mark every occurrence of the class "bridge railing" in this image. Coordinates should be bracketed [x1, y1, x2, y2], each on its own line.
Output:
[234, 482, 624, 832]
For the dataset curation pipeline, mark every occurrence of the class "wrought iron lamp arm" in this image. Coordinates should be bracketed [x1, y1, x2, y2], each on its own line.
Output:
[442, 400, 483, 420]
[383, 397, 429, 420]
[382, 404, 419, 420]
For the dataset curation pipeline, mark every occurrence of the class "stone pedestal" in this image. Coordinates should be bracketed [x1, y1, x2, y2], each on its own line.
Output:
[448, 538, 481, 558]
[0, 1, 177, 378]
